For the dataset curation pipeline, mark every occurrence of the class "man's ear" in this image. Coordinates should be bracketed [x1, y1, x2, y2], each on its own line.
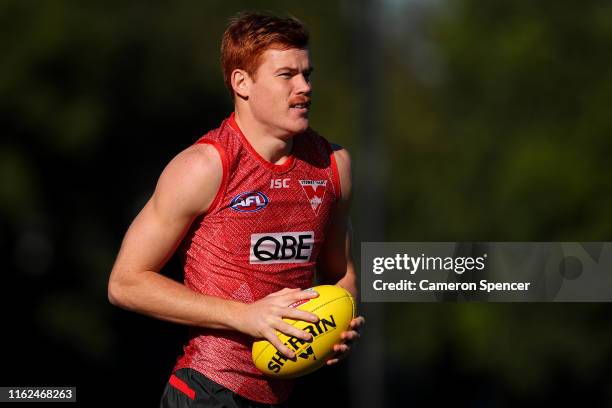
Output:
[231, 69, 250, 100]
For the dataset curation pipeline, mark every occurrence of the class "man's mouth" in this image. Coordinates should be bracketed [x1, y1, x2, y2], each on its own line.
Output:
[290, 101, 311, 110]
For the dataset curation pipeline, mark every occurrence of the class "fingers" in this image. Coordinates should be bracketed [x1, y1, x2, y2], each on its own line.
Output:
[341, 330, 360, 342]
[350, 316, 366, 329]
[275, 320, 313, 342]
[326, 344, 350, 366]
[324, 325, 362, 368]
[283, 308, 319, 323]
[265, 312, 315, 359]
[333, 344, 349, 353]
[264, 329, 296, 359]
[268, 287, 320, 310]
[289, 288, 320, 303]
[269, 287, 319, 300]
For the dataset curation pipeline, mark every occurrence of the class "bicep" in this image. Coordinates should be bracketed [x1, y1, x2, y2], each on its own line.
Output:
[115, 197, 195, 274]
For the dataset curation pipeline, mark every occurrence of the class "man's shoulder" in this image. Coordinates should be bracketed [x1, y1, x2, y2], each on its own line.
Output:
[330, 144, 350, 168]
[170, 142, 223, 179]
[153, 142, 224, 216]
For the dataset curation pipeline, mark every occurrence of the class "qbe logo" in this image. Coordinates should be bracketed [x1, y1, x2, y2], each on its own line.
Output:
[230, 191, 269, 212]
[250, 231, 314, 264]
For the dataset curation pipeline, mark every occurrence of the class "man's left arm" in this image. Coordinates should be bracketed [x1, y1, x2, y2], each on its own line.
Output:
[317, 145, 365, 366]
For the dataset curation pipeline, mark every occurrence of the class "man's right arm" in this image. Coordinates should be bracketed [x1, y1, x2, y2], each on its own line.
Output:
[107, 143, 318, 358]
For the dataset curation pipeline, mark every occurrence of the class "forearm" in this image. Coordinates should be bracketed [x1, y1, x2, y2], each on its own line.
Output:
[334, 266, 358, 299]
[108, 270, 245, 330]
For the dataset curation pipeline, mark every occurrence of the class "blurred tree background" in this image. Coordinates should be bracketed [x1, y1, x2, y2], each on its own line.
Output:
[2, 0, 612, 406]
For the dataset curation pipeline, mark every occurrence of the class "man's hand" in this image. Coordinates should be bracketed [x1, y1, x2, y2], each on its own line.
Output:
[234, 288, 320, 359]
[326, 315, 365, 366]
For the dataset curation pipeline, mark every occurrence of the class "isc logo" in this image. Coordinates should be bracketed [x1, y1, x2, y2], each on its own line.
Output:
[230, 191, 269, 212]
[250, 231, 314, 264]
[270, 178, 290, 189]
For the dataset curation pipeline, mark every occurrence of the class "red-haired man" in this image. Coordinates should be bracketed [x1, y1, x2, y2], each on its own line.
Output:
[108, 11, 364, 408]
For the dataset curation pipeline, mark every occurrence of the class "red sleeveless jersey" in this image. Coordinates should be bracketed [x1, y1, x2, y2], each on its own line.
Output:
[172, 113, 341, 403]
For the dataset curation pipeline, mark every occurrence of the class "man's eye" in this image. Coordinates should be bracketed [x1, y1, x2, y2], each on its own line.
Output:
[280, 73, 291, 78]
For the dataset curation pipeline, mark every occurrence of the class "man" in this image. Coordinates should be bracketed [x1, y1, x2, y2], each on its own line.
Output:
[108, 12, 364, 407]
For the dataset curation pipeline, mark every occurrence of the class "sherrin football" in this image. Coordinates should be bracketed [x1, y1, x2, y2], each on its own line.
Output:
[251, 285, 355, 379]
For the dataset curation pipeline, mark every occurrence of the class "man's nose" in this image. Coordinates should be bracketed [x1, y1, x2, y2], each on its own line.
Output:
[296, 74, 312, 95]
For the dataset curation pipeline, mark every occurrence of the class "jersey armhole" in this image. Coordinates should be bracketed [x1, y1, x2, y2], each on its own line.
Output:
[195, 139, 228, 214]
[324, 139, 342, 200]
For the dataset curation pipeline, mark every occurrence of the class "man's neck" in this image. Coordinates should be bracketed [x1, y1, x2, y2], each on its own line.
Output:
[233, 108, 293, 165]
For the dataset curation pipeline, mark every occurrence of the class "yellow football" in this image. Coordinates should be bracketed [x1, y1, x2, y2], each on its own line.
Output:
[252, 285, 355, 379]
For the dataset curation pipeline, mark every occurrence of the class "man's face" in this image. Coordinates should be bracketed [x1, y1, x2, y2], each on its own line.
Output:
[246, 47, 313, 137]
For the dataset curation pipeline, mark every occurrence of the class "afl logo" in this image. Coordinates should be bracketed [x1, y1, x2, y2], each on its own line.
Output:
[230, 191, 269, 212]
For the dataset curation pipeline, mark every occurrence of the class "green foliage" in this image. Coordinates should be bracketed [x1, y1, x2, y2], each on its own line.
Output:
[382, 0, 612, 398]
[386, 0, 612, 241]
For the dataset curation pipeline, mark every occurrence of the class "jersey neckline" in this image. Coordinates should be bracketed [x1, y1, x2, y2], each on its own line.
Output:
[228, 112, 296, 173]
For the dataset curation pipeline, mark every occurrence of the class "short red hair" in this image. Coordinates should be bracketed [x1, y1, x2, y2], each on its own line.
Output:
[221, 12, 309, 96]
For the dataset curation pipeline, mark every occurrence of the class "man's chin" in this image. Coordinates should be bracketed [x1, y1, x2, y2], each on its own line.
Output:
[274, 115, 309, 138]
[288, 118, 309, 135]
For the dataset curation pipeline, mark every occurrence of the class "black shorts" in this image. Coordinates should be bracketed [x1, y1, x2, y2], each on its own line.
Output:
[159, 368, 288, 408]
